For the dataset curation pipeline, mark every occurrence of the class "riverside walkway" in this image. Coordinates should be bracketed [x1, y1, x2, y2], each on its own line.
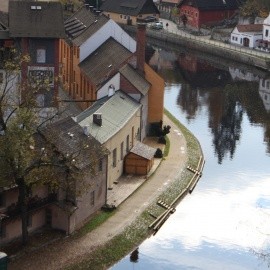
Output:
[8, 113, 196, 270]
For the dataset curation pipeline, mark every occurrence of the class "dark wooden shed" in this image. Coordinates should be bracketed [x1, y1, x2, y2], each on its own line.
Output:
[125, 142, 156, 175]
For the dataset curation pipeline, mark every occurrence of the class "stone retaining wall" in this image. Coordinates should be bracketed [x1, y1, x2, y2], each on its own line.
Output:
[122, 25, 270, 71]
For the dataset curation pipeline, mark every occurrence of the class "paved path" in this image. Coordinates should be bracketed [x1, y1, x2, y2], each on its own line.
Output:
[8, 113, 188, 270]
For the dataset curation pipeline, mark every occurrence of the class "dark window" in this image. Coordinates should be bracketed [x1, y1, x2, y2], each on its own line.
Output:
[266, 29, 269, 37]
[113, 148, 117, 167]
[121, 142, 124, 160]
[126, 135, 130, 152]
[99, 158, 103, 171]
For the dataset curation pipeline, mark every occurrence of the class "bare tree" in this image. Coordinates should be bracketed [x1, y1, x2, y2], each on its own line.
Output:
[0, 50, 97, 245]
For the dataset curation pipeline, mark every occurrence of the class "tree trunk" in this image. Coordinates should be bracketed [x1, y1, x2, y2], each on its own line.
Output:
[17, 178, 29, 245]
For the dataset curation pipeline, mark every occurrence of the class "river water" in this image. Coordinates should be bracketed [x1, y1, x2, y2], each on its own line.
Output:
[111, 43, 270, 269]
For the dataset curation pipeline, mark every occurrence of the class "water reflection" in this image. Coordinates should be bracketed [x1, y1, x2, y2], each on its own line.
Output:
[111, 45, 270, 270]
[167, 50, 270, 163]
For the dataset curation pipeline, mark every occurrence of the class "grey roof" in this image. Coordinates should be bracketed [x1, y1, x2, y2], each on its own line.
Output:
[76, 90, 141, 144]
[101, 0, 160, 17]
[119, 64, 151, 96]
[65, 6, 109, 46]
[8, 0, 65, 38]
[79, 37, 132, 86]
[0, 11, 9, 39]
[0, 11, 8, 29]
[178, 0, 240, 10]
[129, 141, 156, 160]
[41, 117, 106, 170]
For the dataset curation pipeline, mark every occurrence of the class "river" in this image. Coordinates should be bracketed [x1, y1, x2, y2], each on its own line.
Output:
[111, 42, 270, 269]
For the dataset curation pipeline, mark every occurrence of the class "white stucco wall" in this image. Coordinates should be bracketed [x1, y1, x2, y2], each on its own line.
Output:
[230, 28, 262, 48]
[80, 19, 136, 63]
[97, 73, 120, 100]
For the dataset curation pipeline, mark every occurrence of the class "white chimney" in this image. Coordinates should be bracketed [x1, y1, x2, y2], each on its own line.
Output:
[83, 125, 90, 136]
[108, 84, 115, 97]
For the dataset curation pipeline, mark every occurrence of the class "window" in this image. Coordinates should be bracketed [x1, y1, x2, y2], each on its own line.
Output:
[113, 148, 117, 167]
[126, 135, 130, 152]
[132, 126, 134, 147]
[266, 29, 269, 37]
[90, 191, 95, 206]
[36, 48, 46, 63]
[121, 142, 124, 160]
[99, 158, 103, 171]
[137, 127, 140, 140]
[0, 72, 3, 84]
[36, 94, 45, 107]
[266, 81, 270, 89]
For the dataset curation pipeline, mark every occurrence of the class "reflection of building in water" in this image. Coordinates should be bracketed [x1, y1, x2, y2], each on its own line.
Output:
[148, 48, 177, 71]
[229, 67, 260, 82]
[177, 53, 231, 88]
[259, 78, 270, 112]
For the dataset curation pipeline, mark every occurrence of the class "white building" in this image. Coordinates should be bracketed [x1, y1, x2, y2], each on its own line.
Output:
[230, 24, 263, 48]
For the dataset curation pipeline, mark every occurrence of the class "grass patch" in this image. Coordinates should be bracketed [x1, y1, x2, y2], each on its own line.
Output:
[72, 210, 115, 238]
[163, 135, 170, 157]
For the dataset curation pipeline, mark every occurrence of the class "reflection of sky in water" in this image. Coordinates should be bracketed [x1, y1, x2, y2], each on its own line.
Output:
[111, 83, 270, 270]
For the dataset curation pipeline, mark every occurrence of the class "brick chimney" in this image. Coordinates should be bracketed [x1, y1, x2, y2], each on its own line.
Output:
[136, 23, 146, 75]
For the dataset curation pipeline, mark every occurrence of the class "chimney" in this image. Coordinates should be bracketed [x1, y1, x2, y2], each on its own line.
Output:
[93, 113, 102, 126]
[108, 84, 115, 97]
[136, 23, 146, 75]
[83, 125, 90, 136]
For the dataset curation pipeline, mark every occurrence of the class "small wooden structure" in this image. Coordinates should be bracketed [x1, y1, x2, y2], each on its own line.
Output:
[125, 141, 156, 175]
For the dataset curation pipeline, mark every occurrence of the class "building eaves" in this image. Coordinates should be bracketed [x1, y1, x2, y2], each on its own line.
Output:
[130, 141, 156, 160]
[236, 24, 263, 33]
[76, 90, 141, 144]
[64, 6, 109, 47]
[101, 0, 159, 17]
[79, 37, 133, 86]
[119, 64, 151, 96]
[179, 0, 240, 10]
[40, 117, 106, 170]
[8, 1, 65, 38]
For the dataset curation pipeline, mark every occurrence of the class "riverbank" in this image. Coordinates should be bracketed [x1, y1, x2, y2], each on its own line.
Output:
[7, 110, 203, 270]
[122, 20, 270, 71]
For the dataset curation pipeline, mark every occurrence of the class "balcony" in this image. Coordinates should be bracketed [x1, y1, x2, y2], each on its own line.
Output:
[2, 193, 57, 221]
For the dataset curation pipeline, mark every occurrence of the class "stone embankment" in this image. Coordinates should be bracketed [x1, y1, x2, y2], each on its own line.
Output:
[123, 22, 270, 71]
